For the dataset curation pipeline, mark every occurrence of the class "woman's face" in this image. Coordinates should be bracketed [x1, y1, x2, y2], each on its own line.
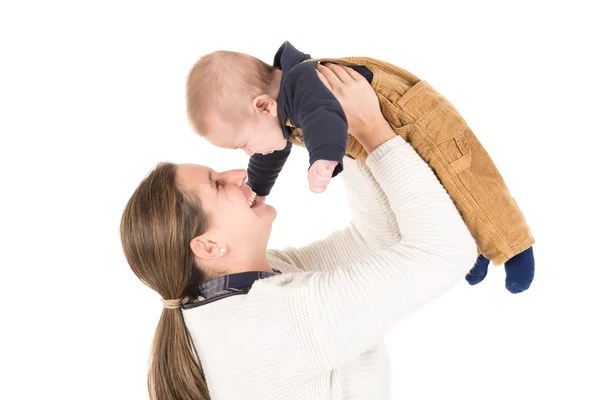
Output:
[176, 164, 276, 254]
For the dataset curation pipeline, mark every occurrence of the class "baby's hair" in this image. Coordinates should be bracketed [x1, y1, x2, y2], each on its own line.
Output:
[186, 51, 276, 136]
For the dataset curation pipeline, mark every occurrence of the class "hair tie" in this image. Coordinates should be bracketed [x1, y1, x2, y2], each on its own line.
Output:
[162, 298, 183, 309]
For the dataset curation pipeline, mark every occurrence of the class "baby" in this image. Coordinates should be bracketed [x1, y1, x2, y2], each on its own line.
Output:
[185, 41, 535, 294]
[185, 43, 350, 195]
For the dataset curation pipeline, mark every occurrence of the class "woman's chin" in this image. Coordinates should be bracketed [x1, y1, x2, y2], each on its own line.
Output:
[252, 199, 277, 222]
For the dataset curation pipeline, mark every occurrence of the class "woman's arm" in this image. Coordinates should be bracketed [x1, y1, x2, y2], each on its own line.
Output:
[267, 64, 401, 273]
[267, 157, 400, 273]
[252, 134, 478, 377]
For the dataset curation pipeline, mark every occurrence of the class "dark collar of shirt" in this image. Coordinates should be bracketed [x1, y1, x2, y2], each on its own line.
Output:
[273, 41, 312, 138]
[182, 268, 282, 309]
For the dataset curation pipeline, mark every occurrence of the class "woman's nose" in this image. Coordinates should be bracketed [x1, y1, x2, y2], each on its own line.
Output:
[224, 169, 248, 187]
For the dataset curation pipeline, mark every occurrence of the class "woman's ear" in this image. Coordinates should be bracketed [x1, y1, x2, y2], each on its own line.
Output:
[252, 95, 278, 117]
[190, 234, 227, 261]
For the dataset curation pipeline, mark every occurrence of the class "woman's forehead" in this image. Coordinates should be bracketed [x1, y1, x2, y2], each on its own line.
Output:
[176, 164, 213, 190]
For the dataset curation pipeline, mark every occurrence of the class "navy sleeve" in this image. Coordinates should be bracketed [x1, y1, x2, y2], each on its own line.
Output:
[285, 62, 348, 177]
[246, 140, 292, 197]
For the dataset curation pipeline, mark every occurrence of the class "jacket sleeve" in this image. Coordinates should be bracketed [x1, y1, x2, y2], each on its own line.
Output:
[247, 140, 292, 197]
[284, 62, 348, 176]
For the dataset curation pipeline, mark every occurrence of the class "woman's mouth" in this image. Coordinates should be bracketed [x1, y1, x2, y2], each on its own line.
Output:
[247, 190, 257, 207]
[251, 197, 263, 208]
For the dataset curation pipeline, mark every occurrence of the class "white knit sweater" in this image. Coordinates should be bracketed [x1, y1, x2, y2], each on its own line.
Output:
[183, 137, 478, 399]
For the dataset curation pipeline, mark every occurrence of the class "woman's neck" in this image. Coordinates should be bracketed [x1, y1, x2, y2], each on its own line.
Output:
[203, 255, 272, 281]
[233, 256, 272, 274]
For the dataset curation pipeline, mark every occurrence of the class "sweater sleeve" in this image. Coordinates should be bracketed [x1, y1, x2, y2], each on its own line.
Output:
[267, 155, 400, 273]
[257, 136, 478, 375]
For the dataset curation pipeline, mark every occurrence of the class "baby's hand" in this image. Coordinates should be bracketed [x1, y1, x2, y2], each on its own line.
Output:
[308, 160, 338, 193]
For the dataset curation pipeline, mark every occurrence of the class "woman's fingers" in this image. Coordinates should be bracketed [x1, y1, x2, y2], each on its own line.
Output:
[322, 62, 354, 84]
[340, 64, 363, 81]
[316, 63, 343, 89]
[315, 68, 333, 91]
[317, 63, 366, 91]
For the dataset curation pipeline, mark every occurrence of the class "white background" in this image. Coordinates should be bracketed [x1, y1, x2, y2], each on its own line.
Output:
[1, 1, 599, 399]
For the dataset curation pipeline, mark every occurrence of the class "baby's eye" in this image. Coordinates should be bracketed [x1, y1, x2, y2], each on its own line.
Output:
[216, 180, 224, 189]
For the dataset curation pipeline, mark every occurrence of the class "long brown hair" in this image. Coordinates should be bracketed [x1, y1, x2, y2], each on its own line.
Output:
[120, 162, 210, 400]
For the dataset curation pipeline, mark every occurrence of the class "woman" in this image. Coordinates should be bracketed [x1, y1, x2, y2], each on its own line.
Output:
[120, 64, 477, 400]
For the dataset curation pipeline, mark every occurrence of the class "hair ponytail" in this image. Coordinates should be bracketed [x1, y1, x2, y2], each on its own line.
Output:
[120, 162, 211, 400]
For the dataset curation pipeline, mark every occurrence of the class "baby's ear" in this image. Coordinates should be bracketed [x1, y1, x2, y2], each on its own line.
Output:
[253, 95, 278, 117]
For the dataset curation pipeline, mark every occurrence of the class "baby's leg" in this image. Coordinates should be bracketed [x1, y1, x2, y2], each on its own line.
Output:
[466, 255, 490, 286]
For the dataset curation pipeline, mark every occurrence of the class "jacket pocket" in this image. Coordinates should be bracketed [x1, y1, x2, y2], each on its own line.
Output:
[437, 133, 472, 174]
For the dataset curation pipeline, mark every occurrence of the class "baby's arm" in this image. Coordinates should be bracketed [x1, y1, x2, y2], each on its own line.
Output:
[247, 141, 292, 197]
[284, 62, 349, 192]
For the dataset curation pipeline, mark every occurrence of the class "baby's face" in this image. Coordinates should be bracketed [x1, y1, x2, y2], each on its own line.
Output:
[207, 116, 287, 156]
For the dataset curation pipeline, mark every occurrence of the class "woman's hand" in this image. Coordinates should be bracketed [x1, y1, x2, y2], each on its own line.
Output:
[316, 63, 395, 154]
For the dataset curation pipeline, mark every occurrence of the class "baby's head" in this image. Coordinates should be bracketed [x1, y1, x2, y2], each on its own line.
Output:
[186, 51, 287, 156]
